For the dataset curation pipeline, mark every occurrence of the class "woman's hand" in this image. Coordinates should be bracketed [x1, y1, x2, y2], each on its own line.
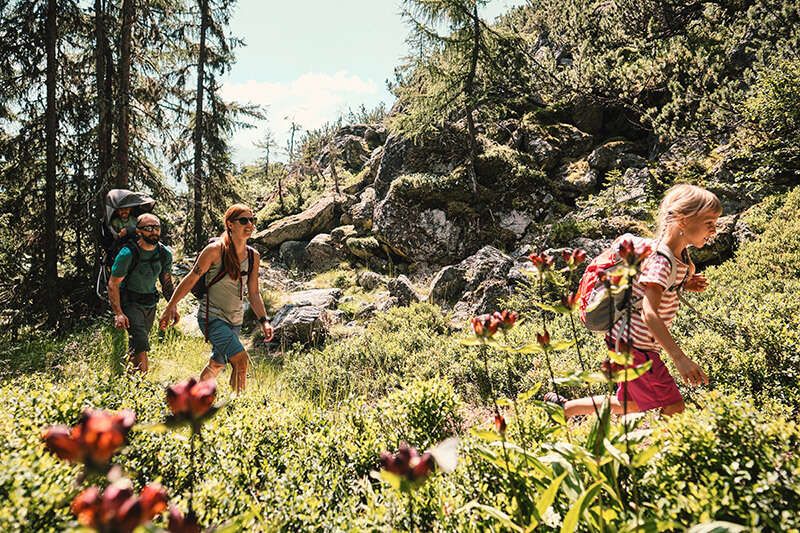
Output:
[673, 354, 709, 386]
[159, 305, 180, 330]
[683, 273, 708, 292]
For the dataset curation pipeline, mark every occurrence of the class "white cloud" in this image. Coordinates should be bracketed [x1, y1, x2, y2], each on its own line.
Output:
[221, 71, 386, 165]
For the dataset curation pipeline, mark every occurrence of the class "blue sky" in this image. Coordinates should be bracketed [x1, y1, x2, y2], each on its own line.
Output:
[221, 0, 526, 164]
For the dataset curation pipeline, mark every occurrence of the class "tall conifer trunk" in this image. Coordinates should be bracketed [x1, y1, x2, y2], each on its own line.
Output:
[95, 0, 112, 188]
[464, 2, 480, 194]
[45, 0, 59, 325]
[117, 0, 135, 188]
[193, 0, 209, 251]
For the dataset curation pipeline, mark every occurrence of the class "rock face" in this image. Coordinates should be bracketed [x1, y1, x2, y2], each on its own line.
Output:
[373, 172, 482, 264]
[285, 288, 342, 309]
[350, 187, 376, 232]
[305, 233, 339, 270]
[270, 305, 328, 346]
[254, 195, 342, 249]
[428, 246, 514, 319]
[387, 275, 420, 306]
[356, 270, 385, 291]
[373, 125, 471, 196]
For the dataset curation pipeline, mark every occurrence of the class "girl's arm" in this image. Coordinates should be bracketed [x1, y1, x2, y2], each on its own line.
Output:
[158, 243, 220, 329]
[641, 283, 709, 386]
[246, 249, 274, 341]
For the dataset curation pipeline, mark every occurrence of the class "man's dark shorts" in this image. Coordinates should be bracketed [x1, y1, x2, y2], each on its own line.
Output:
[122, 300, 156, 354]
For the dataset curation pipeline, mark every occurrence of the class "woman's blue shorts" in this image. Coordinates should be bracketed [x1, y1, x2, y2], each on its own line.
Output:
[198, 317, 244, 364]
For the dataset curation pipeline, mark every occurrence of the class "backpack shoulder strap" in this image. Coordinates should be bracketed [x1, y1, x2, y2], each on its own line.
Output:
[125, 242, 141, 275]
[246, 246, 256, 277]
[655, 242, 690, 291]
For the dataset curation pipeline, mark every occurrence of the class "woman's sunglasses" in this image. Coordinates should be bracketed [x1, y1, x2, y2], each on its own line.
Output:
[234, 216, 257, 225]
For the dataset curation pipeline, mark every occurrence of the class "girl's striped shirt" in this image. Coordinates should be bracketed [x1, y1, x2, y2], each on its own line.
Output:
[611, 252, 691, 351]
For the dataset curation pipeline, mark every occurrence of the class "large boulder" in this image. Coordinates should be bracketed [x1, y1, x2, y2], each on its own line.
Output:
[305, 233, 339, 270]
[519, 120, 594, 170]
[330, 225, 357, 245]
[285, 288, 342, 309]
[387, 275, 420, 306]
[428, 266, 466, 307]
[279, 241, 309, 269]
[335, 134, 370, 172]
[270, 304, 328, 347]
[587, 140, 648, 173]
[253, 195, 343, 249]
[428, 246, 514, 310]
[356, 270, 386, 290]
[350, 187, 376, 232]
[373, 125, 471, 196]
[373, 172, 482, 264]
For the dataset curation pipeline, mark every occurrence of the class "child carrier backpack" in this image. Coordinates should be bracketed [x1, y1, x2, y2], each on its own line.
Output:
[576, 234, 690, 332]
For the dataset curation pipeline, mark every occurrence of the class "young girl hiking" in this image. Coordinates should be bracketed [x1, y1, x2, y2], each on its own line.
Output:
[550, 184, 721, 417]
[159, 204, 273, 394]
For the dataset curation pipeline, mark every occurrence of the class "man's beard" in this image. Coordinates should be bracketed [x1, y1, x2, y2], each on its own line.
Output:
[142, 235, 160, 245]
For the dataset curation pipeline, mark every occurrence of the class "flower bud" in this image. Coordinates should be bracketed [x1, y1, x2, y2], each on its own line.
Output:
[536, 329, 550, 348]
[494, 414, 507, 436]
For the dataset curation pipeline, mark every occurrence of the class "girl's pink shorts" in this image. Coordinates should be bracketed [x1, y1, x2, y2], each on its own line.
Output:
[607, 338, 683, 412]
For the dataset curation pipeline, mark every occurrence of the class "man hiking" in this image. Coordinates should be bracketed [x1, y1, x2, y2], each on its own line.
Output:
[108, 213, 174, 372]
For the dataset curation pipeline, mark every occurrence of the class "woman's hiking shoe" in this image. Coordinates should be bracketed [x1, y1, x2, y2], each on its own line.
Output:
[543, 392, 568, 407]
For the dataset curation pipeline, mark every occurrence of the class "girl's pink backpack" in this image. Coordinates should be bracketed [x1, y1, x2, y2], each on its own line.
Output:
[576, 234, 681, 332]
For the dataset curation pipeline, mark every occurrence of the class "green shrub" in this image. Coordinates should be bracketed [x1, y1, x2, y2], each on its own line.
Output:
[639, 391, 800, 529]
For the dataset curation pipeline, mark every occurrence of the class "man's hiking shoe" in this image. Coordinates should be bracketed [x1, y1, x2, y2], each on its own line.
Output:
[543, 392, 568, 407]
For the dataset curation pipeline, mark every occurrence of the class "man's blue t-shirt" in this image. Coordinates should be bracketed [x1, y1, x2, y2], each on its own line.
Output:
[111, 243, 173, 299]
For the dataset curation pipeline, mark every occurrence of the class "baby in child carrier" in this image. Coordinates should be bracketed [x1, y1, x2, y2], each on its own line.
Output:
[110, 207, 137, 242]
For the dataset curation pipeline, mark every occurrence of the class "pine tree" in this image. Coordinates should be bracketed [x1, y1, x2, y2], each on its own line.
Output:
[393, 0, 496, 193]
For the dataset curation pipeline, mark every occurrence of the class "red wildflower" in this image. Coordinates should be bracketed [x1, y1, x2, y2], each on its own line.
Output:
[380, 442, 435, 483]
[561, 248, 587, 268]
[493, 310, 518, 331]
[71, 480, 167, 533]
[167, 507, 202, 533]
[166, 378, 216, 421]
[42, 409, 135, 467]
[528, 252, 555, 272]
[471, 314, 501, 338]
[618, 238, 652, 266]
[561, 292, 579, 311]
[536, 329, 551, 348]
[494, 414, 507, 436]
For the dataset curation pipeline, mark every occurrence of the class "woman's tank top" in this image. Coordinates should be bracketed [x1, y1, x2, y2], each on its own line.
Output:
[198, 253, 249, 326]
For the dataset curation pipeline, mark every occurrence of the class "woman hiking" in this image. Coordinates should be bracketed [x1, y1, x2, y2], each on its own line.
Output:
[160, 204, 273, 394]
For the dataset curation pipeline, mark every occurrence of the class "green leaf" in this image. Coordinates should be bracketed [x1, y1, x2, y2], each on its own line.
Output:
[631, 443, 660, 467]
[457, 502, 524, 532]
[607, 348, 634, 366]
[611, 360, 652, 382]
[603, 438, 630, 466]
[560, 481, 604, 533]
[133, 422, 168, 433]
[586, 397, 611, 456]
[518, 342, 544, 354]
[470, 428, 502, 442]
[688, 521, 748, 533]
[533, 301, 571, 315]
[516, 383, 543, 404]
[549, 339, 577, 352]
[536, 471, 568, 522]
